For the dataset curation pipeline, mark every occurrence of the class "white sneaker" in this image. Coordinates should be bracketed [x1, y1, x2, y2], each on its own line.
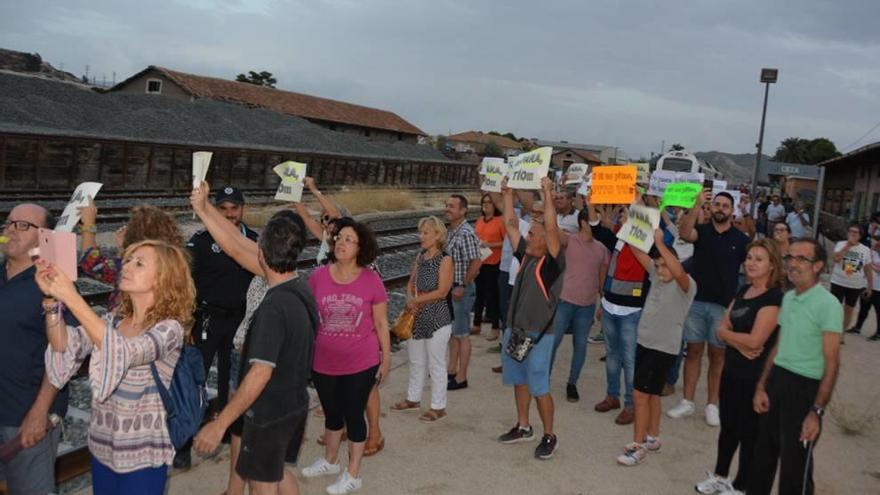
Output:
[719, 490, 745, 495]
[645, 435, 661, 452]
[705, 403, 721, 427]
[666, 399, 695, 419]
[326, 471, 362, 494]
[695, 472, 733, 494]
[301, 457, 341, 478]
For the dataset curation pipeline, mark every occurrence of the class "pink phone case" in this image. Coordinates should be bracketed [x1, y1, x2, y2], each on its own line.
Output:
[38, 229, 78, 282]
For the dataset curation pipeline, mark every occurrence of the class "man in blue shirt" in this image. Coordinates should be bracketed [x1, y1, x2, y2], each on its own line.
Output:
[1, 203, 68, 495]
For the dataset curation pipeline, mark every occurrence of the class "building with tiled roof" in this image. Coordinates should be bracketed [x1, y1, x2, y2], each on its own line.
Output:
[110, 66, 426, 142]
[446, 131, 524, 157]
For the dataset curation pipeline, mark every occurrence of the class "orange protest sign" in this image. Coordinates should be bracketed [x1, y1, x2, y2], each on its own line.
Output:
[589, 165, 638, 204]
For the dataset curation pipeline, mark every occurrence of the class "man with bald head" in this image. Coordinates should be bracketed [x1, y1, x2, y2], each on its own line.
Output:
[1, 203, 69, 495]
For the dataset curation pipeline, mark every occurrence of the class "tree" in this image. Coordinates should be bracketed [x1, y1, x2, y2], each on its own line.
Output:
[235, 71, 277, 88]
[773, 137, 840, 164]
[670, 143, 685, 151]
[483, 140, 504, 158]
[435, 135, 448, 152]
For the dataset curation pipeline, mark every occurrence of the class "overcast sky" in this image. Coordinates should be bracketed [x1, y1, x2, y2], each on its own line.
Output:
[2, 0, 878, 159]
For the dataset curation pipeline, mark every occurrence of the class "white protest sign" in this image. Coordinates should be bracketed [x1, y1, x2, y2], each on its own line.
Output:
[723, 190, 742, 208]
[273, 161, 308, 202]
[192, 151, 213, 188]
[576, 173, 592, 196]
[55, 182, 103, 233]
[647, 170, 704, 196]
[565, 163, 589, 184]
[710, 180, 728, 197]
[507, 147, 552, 190]
[634, 162, 651, 184]
[616, 204, 661, 252]
[480, 158, 508, 193]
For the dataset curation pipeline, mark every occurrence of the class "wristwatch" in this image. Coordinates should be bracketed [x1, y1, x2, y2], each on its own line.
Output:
[810, 405, 825, 417]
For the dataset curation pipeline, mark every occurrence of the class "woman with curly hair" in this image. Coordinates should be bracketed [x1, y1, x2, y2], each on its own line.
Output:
[78, 201, 183, 310]
[36, 240, 196, 494]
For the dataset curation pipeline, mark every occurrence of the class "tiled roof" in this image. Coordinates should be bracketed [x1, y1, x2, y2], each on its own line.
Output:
[115, 66, 426, 136]
[447, 131, 523, 150]
[553, 148, 602, 163]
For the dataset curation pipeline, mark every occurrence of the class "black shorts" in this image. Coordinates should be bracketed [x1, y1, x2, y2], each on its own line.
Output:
[235, 407, 308, 482]
[633, 345, 677, 396]
[830, 283, 862, 307]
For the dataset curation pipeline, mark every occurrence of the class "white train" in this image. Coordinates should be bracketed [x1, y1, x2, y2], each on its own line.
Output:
[655, 149, 722, 179]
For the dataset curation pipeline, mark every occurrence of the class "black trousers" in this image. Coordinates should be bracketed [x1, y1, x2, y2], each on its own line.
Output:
[472, 263, 500, 329]
[194, 310, 245, 410]
[714, 373, 760, 490]
[748, 366, 821, 495]
[855, 291, 880, 330]
[312, 365, 379, 443]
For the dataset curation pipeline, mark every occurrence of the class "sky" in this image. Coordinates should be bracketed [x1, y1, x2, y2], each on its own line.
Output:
[2, 0, 879, 159]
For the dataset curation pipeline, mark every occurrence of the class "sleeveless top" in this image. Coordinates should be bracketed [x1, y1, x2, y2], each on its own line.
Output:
[413, 251, 453, 340]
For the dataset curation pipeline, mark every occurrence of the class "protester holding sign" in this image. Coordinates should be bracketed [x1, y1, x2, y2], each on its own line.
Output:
[667, 191, 749, 427]
[79, 201, 183, 311]
[617, 229, 696, 466]
[498, 176, 565, 460]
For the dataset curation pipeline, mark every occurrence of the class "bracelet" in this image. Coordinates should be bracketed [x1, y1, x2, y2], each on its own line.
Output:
[79, 224, 97, 234]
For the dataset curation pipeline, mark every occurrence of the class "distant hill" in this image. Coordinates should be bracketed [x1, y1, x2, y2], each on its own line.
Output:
[0, 47, 82, 84]
[695, 151, 772, 184]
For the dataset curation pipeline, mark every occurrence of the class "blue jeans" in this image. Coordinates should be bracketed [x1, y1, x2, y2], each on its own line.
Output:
[451, 282, 476, 337]
[550, 301, 596, 385]
[602, 307, 641, 408]
[683, 300, 727, 347]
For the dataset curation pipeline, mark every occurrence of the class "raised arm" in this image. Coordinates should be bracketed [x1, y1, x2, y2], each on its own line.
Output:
[191, 182, 263, 276]
[539, 177, 561, 258]
[502, 178, 521, 249]
[292, 201, 325, 241]
[655, 229, 689, 292]
[680, 189, 710, 243]
[304, 177, 341, 219]
[78, 197, 99, 252]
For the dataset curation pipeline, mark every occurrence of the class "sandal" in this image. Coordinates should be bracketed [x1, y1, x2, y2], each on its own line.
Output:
[391, 400, 420, 412]
[316, 430, 348, 446]
[419, 409, 447, 422]
[363, 436, 385, 456]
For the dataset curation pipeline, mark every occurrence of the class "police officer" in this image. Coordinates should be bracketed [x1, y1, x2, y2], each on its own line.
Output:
[176, 186, 257, 469]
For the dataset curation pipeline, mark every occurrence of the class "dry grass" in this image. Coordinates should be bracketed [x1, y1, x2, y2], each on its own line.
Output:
[333, 186, 416, 215]
[829, 398, 880, 435]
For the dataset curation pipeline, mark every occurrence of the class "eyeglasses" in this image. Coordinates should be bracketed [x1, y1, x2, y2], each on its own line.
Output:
[2, 220, 40, 232]
[333, 234, 359, 245]
[783, 254, 816, 264]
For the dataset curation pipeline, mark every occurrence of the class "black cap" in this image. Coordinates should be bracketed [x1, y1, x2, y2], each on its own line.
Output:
[215, 186, 245, 205]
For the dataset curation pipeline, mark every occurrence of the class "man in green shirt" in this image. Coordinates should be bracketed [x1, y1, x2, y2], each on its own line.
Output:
[749, 238, 842, 495]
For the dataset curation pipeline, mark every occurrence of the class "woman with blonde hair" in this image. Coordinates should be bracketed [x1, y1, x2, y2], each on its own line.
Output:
[695, 238, 784, 494]
[78, 201, 184, 310]
[36, 240, 196, 494]
[392, 216, 454, 421]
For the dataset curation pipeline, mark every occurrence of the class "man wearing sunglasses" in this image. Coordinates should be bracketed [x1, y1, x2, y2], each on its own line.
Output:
[1, 204, 70, 495]
[749, 239, 842, 494]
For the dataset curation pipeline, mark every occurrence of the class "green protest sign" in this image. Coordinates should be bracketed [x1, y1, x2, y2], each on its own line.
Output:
[660, 182, 702, 210]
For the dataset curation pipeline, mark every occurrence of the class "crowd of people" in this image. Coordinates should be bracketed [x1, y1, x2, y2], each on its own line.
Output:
[0, 169, 871, 494]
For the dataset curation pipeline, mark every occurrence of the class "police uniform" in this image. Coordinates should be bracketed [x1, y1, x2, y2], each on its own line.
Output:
[186, 186, 258, 410]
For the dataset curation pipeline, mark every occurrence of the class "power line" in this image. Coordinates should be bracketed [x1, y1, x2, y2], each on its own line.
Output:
[841, 119, 880, 152]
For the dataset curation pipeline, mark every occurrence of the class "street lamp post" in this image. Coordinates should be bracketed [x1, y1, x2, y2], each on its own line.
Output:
[749, 68, 778, 218]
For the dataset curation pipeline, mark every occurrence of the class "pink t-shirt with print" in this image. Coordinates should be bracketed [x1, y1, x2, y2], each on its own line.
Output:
[309, 265, 388, 375]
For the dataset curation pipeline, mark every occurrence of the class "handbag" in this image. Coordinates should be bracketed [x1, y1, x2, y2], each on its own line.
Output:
[504, 256, 557, 363]
[391, 253, 422, 341]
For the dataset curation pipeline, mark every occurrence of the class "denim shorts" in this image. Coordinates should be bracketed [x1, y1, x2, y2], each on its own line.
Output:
[501, 328, 553, 396]
[683, 300, 726, 347]
[451, 283, 476, 338]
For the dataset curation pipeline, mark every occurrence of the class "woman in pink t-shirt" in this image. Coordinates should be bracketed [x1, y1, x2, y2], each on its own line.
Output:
[303, 218, 390, 493]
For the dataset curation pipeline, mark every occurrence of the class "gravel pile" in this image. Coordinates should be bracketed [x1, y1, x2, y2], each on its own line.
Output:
[0, 72, 452, 163]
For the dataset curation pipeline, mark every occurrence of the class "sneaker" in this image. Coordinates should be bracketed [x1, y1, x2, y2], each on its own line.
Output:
[301, 457, 342, 478]
[616, 442, 647, 466]
[326, 471, 362, 495]
[719, 490, 745, 495]
[588, 330, 605, 344]
[534, 434, 558, 460]
[566, 383, 580, 402]
[667, 399, 695, 419]
[645, 435, 661, 452]
[695, 472, 733, 494]
[498, 424, 535, 444]
[705, 404, 721, 427]
[845, 326, 861, 334]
